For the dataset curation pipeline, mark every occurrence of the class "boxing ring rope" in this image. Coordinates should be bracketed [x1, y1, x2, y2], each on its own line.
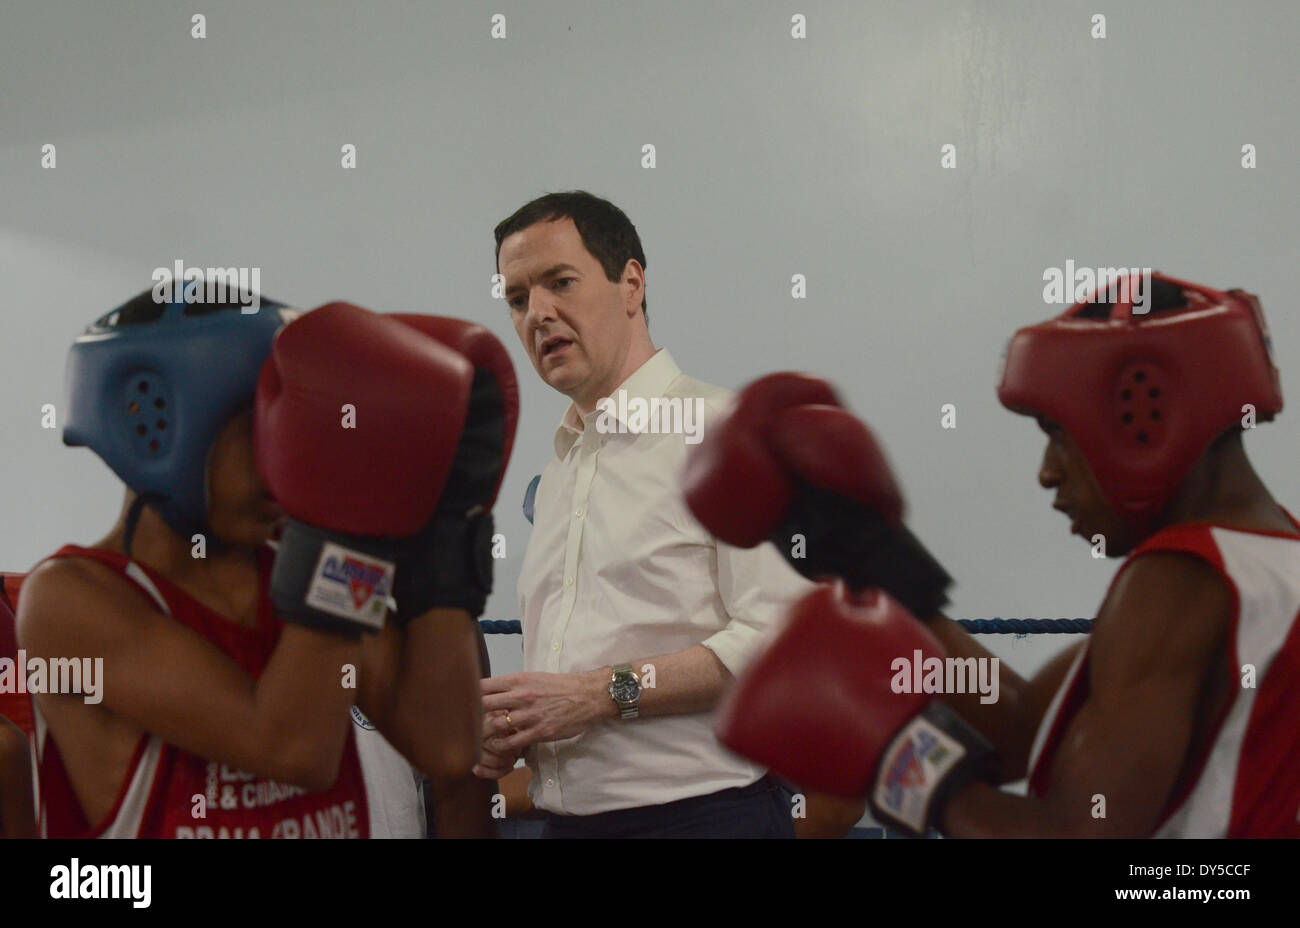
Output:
[478, 618, 1094, 636]
[952, 618, 1093, 633]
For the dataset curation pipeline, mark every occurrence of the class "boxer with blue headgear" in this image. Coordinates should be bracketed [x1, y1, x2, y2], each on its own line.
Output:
[62, 282, 295, 548]
[18, 288, 515, 839]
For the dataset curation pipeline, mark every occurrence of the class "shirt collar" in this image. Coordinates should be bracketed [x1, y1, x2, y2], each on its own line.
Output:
[553, 348, 681, 458]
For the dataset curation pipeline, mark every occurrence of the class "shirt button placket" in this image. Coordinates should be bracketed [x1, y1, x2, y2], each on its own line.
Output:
[544, 433, 599, 813]
[551, 440, 598, 672]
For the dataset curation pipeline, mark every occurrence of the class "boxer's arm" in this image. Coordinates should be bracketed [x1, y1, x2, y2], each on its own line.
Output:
[356, 608, 481, 781]
[794, 792, 867, 838]
[424, 623, 497, 836]
[356, 610, 497, 837]
[18, 557, 360, 791]
[919, 615, 1083, 781]
[0, 715, 35, 838]
[940, 554, 1230, 837]
[426, 764, 498, 837]
[497, 765, 537, 818]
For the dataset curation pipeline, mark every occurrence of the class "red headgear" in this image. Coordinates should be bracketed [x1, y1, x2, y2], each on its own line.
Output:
[997, 272, 1282, 529]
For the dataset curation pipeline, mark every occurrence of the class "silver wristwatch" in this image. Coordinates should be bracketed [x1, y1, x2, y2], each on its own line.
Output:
[608, 663, 641, 721]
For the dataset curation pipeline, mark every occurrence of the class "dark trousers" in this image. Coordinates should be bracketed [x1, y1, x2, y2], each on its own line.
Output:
[539, 776, 796, 838]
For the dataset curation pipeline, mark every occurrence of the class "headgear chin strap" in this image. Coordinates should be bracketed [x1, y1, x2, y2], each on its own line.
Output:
[997, 271, 1283, 531]
[63, 285, 294, 540]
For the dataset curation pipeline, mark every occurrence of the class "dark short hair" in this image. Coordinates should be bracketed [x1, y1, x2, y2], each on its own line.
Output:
[494, 190, 648, 319]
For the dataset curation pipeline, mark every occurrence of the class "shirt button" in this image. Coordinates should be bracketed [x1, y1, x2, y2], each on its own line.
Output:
[546, 779, 555, 788]
[565, 576, 574, 586]
[574, 508, 584, 518]
[552, 643, 560, 652]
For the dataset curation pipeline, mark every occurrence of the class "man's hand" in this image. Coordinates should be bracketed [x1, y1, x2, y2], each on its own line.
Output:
[473, 708, 523, 779]
[479, 670, 612, 756]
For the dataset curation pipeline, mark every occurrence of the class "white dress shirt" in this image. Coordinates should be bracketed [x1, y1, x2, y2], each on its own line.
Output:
[518, 348, 813, 815]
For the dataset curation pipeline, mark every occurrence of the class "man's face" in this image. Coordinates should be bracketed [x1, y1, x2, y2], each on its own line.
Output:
[1036, 418, 1138, 555]
[498, 218, 639, 406]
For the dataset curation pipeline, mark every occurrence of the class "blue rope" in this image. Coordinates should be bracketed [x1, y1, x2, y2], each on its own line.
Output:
[479, 618, 1093, 636]
[956, 618, 1093, 634]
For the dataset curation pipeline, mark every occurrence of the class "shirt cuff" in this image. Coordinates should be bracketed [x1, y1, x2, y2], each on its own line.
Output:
[701, 624, 772, 678]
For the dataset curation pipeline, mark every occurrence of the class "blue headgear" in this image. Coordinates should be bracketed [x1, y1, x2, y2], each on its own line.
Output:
[63, 284, 295, 539]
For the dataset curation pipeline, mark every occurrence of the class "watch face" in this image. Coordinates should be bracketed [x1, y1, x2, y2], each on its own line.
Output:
[610, 677, 640, 702]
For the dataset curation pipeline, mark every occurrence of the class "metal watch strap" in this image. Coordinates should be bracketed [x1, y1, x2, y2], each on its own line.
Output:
[611, 662, 640, 720]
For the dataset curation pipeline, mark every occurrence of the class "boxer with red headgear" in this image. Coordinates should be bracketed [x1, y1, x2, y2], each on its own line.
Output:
[999, 272, 1284, 555]
[690, 272, 1300, 837]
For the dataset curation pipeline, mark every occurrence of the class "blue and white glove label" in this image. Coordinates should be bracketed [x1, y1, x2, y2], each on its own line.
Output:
[305, 542, 394, 630]
[873, 715, 968, 834]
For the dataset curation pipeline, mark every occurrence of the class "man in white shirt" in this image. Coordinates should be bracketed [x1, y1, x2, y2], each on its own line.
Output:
[473, 191, 813, 837]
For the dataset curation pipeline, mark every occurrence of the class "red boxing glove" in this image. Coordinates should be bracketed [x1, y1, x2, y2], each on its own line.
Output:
[388, 315, 518, 510]
[715, 582, 994, 836]
[684, 373, 901, 545]
[257, 303, 473, 537]
[256, 303, 507, 631]
[682, 371, 951, 618]
[386, 314, 519, 621]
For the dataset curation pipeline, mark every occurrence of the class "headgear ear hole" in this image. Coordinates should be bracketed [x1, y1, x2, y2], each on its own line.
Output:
[124, 371, 173, 459]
